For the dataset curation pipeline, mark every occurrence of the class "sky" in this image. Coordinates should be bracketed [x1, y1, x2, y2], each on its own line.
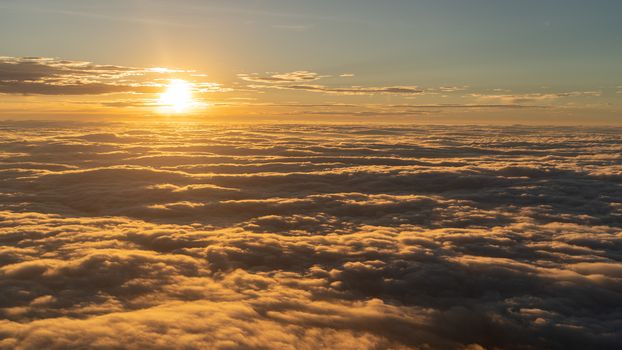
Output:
[1, 2, 622, 349]
[0, 0, 621, 122]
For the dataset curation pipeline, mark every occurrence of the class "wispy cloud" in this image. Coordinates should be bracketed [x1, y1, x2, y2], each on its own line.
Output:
[0, 56, 220, 96]
[238, 71, 424, 96]
[238, 71, 323, 83]
[249, 83, 424, 95]
[0, 56, 616, 120]
[471, 91, 603, 104]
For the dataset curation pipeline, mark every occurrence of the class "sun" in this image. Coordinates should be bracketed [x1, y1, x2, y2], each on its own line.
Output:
[158, 79, 194, 113]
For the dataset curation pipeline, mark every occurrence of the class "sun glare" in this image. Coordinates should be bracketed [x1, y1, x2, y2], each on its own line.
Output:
[158, 79, 194, 113]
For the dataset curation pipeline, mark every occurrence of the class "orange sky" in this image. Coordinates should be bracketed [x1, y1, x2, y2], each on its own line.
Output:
[1, 1, 621, 124]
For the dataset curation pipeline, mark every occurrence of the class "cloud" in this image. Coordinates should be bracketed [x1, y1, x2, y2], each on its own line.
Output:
[296, 104, 548, 118]
[3, 56, 607, 119]
[238, 71, 322, 83]
[238, 71, 425, 96]
[0, 80, 160, 95]
[0, 122, 621, 349]
[209, 102, 547, 120]
[471, 91, 603, 104]
[0, 56, 220, 96]
[250, 83, 424, 95]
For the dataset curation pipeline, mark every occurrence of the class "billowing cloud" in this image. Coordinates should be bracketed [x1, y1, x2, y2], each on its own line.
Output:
[0, 122, 620, 349]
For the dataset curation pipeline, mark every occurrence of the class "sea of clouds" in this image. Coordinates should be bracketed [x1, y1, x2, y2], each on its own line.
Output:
[0, 122, 620, 349]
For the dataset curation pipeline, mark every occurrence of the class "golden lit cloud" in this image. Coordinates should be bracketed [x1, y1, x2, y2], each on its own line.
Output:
[0, 123, 621, 349]
[2, 1, 622, 348]
[0, 56, 620, 122]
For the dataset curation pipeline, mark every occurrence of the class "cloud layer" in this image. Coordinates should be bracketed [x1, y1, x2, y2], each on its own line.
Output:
[0, 122, 621, 349]
[0, 57, 162, 95]
[0, 56, 224, 97]
[3, 56, 617, 123]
